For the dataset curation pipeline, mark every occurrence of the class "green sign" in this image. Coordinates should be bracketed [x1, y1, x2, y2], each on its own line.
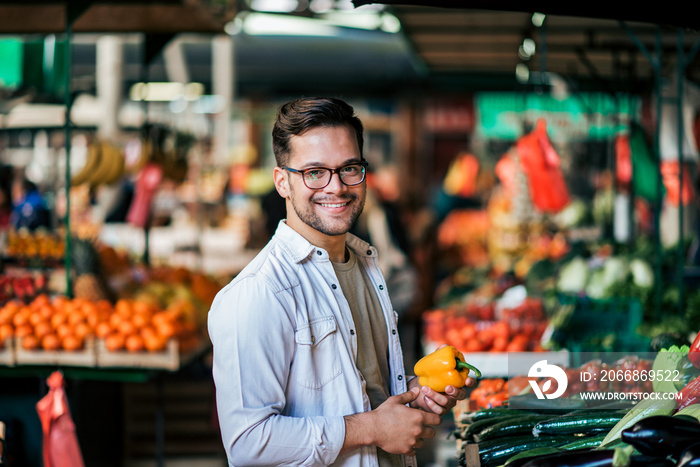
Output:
[476, 92, 641, 142]
[0, 39, 23, 89]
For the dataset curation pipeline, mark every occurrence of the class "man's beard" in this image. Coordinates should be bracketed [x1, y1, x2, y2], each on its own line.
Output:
[288, 186, 365, 236]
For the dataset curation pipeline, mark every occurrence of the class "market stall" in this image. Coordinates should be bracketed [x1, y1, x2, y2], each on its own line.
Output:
[2, 1, 700, 466]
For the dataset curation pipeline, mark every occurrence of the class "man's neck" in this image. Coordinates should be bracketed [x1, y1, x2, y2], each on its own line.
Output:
[286, 218, 348, 262]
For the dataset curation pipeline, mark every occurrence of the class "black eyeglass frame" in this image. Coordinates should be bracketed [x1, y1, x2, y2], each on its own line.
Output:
[281, 160, 369, 189]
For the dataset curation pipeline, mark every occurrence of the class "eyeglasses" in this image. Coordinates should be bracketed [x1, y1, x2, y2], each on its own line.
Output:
[282, 160, 368, 190]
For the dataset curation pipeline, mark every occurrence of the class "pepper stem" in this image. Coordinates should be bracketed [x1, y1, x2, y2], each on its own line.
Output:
[456, 359, 482, 378]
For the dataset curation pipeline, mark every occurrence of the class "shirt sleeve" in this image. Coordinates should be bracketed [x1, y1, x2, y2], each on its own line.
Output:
[208, 275, 346, 466]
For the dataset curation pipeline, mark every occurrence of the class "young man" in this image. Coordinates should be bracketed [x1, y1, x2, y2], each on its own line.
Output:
[208, 97, 473, 466]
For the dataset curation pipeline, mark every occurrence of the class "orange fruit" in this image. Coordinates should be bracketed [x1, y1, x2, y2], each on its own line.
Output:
[3, 301, 20, 314]
[109, 313, 124, 329]
[74, 322, 92, 340]
[52, 295, 69, 309]
[14, 324, 33, 339]
[95, 322, 113, 339]
[38, 304, 54, 320]
[55, 323, 73, 339]
[34, 321, 53, 339]
[21, 335, 40, 350]
[12, 308, 30, 327]
[81, 300, 98, 316]
[41, 334, 61, 351]
[131, 313, 149, 329]
[51, 312, 68, 329]
[115, 299, 133, 318]
[96, 300, 113, 314]
[125, 334, 144, 353]
[86, 311, 100, 328]
[143, 333, 166, 352]
[0, 309, 13, 326]
[68, 312, 86, 326]
[104, 333, 125, 352]
[117, 319, 136, 336]
[155, 320, 177, 340]
[31, 294, 50, 310]
[0, 323, 13, 343]
[29, 311, 44, 327]
[132, 300, 155, 316]
[62, 334, 83, 352]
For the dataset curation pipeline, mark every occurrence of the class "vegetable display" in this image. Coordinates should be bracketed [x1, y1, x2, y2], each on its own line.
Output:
[413, 345, 481, 392]
[689, 332, 700, 369]
[620, 415, 700, 459]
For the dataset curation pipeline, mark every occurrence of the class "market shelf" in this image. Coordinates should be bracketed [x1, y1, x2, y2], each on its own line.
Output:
[422, 340, 570, 378]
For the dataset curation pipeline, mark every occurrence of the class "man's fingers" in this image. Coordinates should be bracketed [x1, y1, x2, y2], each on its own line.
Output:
[393, 387, 420, 405]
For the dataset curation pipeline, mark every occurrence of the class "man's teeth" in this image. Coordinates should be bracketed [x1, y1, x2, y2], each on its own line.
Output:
[320, 202, 347, 208]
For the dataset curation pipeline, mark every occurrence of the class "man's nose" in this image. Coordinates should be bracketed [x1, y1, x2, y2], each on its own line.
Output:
[324, 170, 346, 191]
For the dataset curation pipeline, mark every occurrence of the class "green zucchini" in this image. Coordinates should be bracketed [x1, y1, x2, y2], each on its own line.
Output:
[599, 397, 677, 446]
[462, 415, 522, 440]
[475, 415, 554, 442]
[466, 406, 528, 423]
[532, 412, 625, 436]
[473, 435, 537, 454]
[558, 433, 607, 450]
[479, 436, 568, 467]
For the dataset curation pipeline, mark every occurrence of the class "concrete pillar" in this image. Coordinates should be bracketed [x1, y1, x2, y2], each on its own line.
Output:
[212, 35, 234, 165]
[96, 35, 123, 140]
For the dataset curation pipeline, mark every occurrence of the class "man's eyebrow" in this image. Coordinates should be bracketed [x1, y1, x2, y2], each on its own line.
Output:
[297, 158, 361, 169]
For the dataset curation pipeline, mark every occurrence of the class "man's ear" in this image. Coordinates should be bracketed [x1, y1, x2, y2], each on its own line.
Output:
[273, 167, 289, 199]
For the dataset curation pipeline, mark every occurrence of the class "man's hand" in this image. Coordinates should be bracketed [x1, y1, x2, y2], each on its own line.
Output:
[408, 375, 475, 415]
[342, 387, 441, 456]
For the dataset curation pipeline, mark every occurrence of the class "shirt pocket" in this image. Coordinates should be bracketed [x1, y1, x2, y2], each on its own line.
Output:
[294, 316, 341, 389]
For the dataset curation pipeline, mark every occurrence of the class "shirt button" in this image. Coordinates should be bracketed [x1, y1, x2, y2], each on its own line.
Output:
[397, 375, 403, 381]
[378, 285, 384, 290]
[317, 251, 322, 256]
[350, 329, 355, 335]
[331, 284, 337, 289]
[366, 250, 372, 255]
[392, 329, 397, 335]
[311, 336, 315, 344]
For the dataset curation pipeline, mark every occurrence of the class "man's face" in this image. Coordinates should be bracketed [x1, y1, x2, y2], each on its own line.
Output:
[275, 124, 366, 239]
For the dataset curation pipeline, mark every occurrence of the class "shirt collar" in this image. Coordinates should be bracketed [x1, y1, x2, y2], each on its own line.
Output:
[273, 220, 376, 263]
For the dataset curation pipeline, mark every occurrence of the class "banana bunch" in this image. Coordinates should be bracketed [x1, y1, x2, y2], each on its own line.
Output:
[71, 142, 101, 186]
[71, 141, 126, 188]
[128, 138, 153, 175]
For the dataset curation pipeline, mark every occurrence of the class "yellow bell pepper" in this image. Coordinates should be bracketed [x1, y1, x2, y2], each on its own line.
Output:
[414, 345, 482, 392]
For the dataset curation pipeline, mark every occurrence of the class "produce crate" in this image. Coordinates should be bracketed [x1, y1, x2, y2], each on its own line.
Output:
[14, 336, 97, 367]
[551, 295, 650, 363]
[96, 338, 180, 371]
[0, 338, 15, 366]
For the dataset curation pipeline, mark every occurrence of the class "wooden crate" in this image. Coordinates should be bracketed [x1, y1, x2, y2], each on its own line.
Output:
[0, 338, 15, 366]
[14, 336, 97, 366]
[96, 339, 180, 371]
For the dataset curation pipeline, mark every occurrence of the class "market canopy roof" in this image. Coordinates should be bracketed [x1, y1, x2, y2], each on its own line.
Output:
[0, 0, 228, 34]
[351, 1, 700, 30]
[350, 0, 700, 89]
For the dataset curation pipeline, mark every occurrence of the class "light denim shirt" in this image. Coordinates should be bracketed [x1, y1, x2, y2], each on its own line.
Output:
[208, 221, 416, 467]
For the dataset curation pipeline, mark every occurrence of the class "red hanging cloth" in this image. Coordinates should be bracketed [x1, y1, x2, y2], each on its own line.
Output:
[36, 371, 85, 467]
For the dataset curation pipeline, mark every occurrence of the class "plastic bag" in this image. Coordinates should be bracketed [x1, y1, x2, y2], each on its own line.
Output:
[36, 371, 85, 467]
[516, 119, 570, 213]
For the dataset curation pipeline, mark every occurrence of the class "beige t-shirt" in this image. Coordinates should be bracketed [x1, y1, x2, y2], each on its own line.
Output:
[333, 248, 401, 467]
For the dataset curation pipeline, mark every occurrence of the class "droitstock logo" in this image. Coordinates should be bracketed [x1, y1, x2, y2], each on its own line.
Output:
[528, 360, 568, 400]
